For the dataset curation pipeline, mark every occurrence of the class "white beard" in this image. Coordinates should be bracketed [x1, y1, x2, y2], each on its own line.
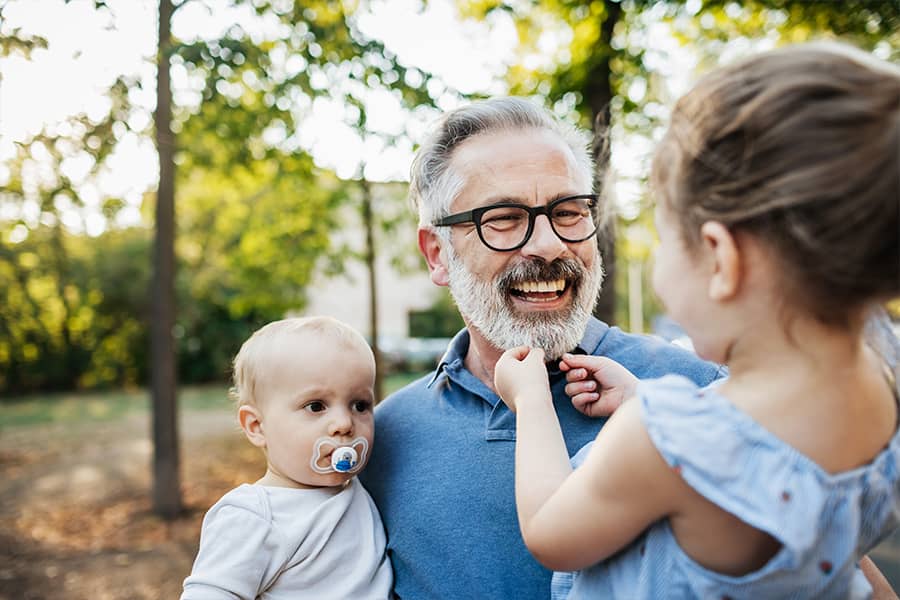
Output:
[445, 246, 603, 360]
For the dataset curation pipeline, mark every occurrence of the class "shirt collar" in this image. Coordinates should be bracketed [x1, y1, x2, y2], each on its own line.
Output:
[426, 317, 611, 389]
[427, 328, 470, 388]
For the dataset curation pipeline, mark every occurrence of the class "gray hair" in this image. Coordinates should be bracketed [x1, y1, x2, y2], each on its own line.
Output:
[409, 97, 594, 233]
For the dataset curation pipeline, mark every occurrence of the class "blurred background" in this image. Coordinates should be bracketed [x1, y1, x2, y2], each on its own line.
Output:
[1, 0, 898, 597]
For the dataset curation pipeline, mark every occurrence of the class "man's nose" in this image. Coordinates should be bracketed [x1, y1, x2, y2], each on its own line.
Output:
[328, 408, 353, 437]
[520, 214, 567, 262]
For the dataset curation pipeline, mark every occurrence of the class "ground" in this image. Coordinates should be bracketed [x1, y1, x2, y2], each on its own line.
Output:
[2, 405, 900, 599]
[0, 408, 262, 600]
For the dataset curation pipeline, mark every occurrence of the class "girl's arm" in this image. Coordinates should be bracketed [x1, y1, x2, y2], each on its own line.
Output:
[495, 347, 687, 573]
[495, 346, 575, 526]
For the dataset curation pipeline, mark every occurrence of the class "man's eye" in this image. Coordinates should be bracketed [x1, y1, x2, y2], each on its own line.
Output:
[352, 400, 372, 413]
[305, 401, 326, 413]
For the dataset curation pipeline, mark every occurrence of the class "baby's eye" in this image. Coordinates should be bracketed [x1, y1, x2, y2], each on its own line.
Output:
[305, 401, 326, 413]
[352, 400, 372, 413]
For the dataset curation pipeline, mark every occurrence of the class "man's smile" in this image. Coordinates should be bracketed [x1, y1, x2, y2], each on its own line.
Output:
[509, 278, 571, 304]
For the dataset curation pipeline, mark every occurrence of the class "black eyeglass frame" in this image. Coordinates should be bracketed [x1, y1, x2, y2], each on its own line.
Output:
[432, 193, 599, 252]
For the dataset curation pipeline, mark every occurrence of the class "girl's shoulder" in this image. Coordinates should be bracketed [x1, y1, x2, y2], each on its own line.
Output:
[636, 374, 900, 556]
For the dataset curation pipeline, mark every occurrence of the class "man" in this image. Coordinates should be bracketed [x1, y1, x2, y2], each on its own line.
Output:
[360, 97, 722, 599]
[360, 97, 898, 598]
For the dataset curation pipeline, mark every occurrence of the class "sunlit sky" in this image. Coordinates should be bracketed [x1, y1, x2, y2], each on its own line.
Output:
[0, 0, 532, 233]
[0, 0, 802, 237]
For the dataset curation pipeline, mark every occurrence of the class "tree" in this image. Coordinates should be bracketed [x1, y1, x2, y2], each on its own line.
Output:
[2, 0, 445, 522]
[151, 0, 180, 519]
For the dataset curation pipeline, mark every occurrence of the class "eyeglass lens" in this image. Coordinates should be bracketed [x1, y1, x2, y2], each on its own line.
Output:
[479, 197, 596, 250]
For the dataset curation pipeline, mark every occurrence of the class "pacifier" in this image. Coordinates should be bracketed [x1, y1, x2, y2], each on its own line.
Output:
[310, 437, 369, 474]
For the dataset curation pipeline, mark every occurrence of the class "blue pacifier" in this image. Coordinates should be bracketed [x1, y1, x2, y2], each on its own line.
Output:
[331, 446, 359, 473]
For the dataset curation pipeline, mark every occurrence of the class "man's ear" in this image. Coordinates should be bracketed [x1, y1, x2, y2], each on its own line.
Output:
[238, 404, 267, 448]
[700, 221, 740, 301]
[418, 226, 450, 287]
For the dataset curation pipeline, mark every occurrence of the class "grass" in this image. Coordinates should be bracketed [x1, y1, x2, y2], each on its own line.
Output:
[0, 371, 430, 429]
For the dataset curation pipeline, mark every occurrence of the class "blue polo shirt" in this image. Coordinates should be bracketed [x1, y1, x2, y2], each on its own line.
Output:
[361, 318, 725, 600]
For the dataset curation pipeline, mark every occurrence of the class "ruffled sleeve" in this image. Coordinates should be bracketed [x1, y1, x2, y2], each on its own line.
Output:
[639, 375, 827, 560]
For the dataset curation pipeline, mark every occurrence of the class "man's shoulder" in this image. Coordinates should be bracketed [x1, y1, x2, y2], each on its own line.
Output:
[592, 325, 723, 385]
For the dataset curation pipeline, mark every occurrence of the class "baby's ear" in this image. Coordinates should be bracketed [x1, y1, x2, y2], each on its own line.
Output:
[238, 405, 267, 448]
[700, 221, 740, 301]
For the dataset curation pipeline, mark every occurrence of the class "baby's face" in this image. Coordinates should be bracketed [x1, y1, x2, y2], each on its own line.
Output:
[255, 332, 375, 489]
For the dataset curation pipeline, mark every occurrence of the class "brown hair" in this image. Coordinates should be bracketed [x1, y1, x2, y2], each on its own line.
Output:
[652, 42, 900, 327]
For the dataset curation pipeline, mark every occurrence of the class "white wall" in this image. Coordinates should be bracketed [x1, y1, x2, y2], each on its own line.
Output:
[298, 181, 441, 339]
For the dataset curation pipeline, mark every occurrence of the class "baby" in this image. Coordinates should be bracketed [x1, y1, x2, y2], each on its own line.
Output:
[181, 316, 392, 599]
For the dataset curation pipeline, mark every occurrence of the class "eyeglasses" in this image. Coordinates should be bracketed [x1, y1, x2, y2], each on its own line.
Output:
[432, 194, 599, 252]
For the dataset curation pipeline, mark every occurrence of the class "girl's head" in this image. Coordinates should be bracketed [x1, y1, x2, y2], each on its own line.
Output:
[652, 42, 900, 329]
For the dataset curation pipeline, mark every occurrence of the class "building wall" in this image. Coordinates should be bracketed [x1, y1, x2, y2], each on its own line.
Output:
[302, 250, 437, 339]
[299, 181, 439, 339]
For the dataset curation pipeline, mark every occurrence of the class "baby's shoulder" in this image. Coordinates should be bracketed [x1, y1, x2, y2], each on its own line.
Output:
[206, 484, 271, 522]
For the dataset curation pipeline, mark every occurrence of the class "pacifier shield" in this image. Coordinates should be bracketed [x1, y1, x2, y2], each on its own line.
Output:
[331, 446, 359, 473]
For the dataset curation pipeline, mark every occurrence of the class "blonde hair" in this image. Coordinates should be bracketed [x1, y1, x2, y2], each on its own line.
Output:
[652, 41, 900, 327]
[230, 316, 373, 407]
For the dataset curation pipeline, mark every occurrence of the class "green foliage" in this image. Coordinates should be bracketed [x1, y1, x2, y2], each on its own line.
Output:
[408, 289, 466, 338]
[0, 0, 444, 394]
[0, 226, 151, 392]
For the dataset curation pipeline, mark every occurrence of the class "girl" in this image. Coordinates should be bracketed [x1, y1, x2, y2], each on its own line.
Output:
[495, 42, 900, 599]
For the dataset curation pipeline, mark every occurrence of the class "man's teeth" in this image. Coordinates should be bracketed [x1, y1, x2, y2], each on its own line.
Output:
[513, 279, 566, 293]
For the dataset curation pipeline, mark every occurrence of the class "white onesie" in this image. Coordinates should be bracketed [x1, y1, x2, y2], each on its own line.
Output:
[181, 478, 392, 599]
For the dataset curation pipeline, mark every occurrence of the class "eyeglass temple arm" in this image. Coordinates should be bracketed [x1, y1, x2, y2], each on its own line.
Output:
[433, 210, 476, 227]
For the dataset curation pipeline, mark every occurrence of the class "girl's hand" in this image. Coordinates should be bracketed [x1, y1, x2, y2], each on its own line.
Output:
[494, 346, 550, 413]
[560, 354, 638, 418]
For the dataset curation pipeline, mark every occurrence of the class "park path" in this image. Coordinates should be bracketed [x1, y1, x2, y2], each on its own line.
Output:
[0, 407, 262, 600]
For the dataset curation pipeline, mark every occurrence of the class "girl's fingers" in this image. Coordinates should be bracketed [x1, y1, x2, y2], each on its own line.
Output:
[505, 345, 531, 361]
[565, 380, 596, 397]
[525, 347, 546, 365]
[570, 392, 599, 414]
[565, 368, 588, 383]
[572, 393, 620, 418]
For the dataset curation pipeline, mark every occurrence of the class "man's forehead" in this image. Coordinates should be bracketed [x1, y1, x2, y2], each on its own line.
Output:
[448, 129, 587, 209]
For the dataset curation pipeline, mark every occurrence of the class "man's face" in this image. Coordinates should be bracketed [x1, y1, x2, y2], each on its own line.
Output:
[439, 128, 603, 360]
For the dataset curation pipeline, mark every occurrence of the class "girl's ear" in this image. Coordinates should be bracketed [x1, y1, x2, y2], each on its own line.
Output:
[700, 221, 741, 302]
[238, 404, 267, 448]
[419, 226, 450, 287]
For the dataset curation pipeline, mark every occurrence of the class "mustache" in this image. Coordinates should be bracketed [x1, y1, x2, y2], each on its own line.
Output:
[496, 258, 585, 292]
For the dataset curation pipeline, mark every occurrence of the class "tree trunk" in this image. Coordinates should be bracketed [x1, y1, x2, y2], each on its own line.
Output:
[360, 178, 384, 402]
[151, 0, 181, 519]
[586, 0, 622, 326]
